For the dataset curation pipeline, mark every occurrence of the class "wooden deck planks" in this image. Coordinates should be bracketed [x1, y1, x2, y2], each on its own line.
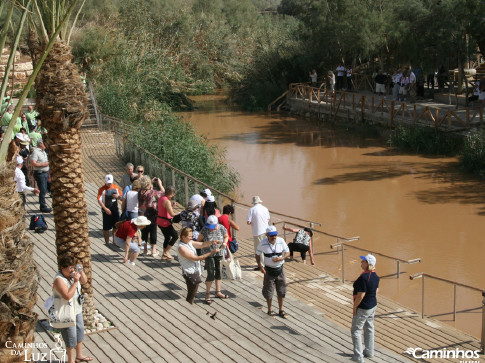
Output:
[22, 129, 481, 363]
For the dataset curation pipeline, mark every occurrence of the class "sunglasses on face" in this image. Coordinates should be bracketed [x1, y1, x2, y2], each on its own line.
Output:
[137, 170, 144, 173]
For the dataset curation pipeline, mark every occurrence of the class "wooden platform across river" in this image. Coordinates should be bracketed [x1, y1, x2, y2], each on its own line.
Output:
[23, 129, 482, 362]
[283, 84, 483, 132]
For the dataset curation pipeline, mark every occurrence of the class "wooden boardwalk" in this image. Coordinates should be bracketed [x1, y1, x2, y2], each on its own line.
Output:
[24, 129, 482, 362]
[286, 85, 483, 132]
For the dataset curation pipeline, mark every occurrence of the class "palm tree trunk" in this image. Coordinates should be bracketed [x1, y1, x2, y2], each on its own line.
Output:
[0, 162, 38, 363]
[32, 40, 94, 324]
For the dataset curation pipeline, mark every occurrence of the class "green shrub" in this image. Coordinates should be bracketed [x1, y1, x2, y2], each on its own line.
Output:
[459, 132, 485, 179]
[388, 125, 462, 156]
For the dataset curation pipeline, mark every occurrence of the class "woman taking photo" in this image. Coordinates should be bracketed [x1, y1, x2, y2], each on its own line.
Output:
[177, 227, 220, 304]
[196, 215, 229, 304]
[351, 254, 380, 363]
[53, 256, 92, 363]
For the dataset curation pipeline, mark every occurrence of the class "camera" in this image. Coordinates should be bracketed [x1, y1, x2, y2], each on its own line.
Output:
[75, 264, 83, 273]
[78, 294, 85, 305]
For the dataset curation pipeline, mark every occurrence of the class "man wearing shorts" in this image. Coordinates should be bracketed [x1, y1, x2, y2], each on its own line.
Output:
[375, 70, 387, 98]
[256, 226, 290, 319]
[98, 174, 122, 244]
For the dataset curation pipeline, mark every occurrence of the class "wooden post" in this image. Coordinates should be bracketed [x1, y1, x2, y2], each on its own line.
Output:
[184, 176, 189, 206]
[161, 164, 166, 186]
[390, 101, 394, 128]
[171, 169, 175, 187]
[194, 182, 198, 195]
[360, 96, 364, 123]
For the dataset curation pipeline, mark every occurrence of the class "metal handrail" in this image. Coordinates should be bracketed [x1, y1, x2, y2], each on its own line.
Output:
[88, 82, 102, 131]
[409, 273, 485, 352]
[330, 240, 421, 283]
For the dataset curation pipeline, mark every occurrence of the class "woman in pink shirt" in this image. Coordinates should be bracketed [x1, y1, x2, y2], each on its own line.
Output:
[157, 186, 178, 260]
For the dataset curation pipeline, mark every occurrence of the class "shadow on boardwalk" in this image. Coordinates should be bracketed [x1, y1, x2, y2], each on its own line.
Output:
[24, 130, 481, 363]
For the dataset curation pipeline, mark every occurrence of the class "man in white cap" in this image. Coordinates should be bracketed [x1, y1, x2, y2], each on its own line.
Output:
[247, 195, 270, 270]
[351, 254, 379, 362]
[255, 225, 290, 319]
[14, 155, 39, 206]
[30, 139, 51, 213]
[97, 174, 122, 244]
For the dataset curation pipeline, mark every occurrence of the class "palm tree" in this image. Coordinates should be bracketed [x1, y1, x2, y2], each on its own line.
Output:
[0, 1, 86, 360]
[27, 0, 96, 325]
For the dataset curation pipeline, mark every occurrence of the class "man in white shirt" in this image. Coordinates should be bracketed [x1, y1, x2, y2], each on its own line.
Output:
[247, 195, 270, 269]
[255, 226, 290, 319]
[14, 156, 39, 206]
[30, 139, 51, 213]
[336, 64, 345, 90]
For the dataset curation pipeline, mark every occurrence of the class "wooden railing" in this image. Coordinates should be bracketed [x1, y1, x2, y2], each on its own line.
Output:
[287, 83, 484, 130]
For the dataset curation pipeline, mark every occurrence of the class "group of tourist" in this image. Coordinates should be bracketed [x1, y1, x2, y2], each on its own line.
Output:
[3, 100, 51, 213]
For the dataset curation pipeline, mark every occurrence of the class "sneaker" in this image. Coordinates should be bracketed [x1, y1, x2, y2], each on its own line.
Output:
[127, 260, 131, 264]
[130, 261, 136, 266]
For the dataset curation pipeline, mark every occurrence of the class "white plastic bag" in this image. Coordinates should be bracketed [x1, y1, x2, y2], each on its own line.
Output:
[223, 247, 242, 280]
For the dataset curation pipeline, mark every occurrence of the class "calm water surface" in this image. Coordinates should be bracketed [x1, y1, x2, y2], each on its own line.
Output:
[184, 95, 485, 338]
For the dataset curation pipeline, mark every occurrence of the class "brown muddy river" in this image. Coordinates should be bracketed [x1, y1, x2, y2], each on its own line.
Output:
[184, 95, 485, 338]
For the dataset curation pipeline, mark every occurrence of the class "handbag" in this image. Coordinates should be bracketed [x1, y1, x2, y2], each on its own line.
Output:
[48, 292, 76, 329]
[184, 271, 202, 285]
[222, 247, 242, 280]
[228, 238, 239, 253]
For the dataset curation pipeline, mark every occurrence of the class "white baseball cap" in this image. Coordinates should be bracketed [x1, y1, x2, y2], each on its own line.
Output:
[360, 254, 377, 266]
[266, 225, 278, 236]
[205, 215, 218, 229]
[105, 174, 114, 184]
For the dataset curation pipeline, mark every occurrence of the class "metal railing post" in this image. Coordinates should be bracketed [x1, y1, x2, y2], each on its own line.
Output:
[341, 241, 345, 283]
[453, 284, 457, 321]
[397, 260, 400, 279]
[422, 276, 425, 319]
[481, 291, 485, 352]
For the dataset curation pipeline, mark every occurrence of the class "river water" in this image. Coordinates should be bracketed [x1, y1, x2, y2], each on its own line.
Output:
[184, 95, 484, 338]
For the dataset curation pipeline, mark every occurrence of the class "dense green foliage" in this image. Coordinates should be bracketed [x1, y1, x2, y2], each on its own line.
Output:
[460, 133, 485, 179]
[388, 125, 463, 156]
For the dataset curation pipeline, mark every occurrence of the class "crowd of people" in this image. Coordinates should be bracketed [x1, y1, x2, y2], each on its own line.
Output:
[306, 65, 485, 107]
[1, 96, 51, 213]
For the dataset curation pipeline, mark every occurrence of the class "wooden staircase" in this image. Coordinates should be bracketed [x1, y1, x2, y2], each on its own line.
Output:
[82, 92, 99, 128]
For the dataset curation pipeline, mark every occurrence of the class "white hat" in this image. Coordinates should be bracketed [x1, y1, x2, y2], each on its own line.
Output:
[16, 156, 24, 165]
[105, 174, 113, 184]
[206, 195, 215, 203]
[360, 254, 377, 266]
[15, 133, 24, 140]
[252, 196, 263, 204]
[133, 216, 151, 226]
[266, 225, 278, 236]
[203, 188, 212, 196]
[205, 215, 218, 229]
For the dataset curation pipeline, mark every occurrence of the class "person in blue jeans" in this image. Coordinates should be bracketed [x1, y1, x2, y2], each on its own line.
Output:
[30, 139, 51, 213]
[351, 254, 380, 362]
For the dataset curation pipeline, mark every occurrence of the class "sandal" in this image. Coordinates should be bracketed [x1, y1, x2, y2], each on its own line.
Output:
[278, 310, 288, 319]
[75, 357, 94, 362]
[162, 254, 174, 260]
[267, 310, 273, 316]
[215, 291, 229, 299]
[205, 298, 212, 305]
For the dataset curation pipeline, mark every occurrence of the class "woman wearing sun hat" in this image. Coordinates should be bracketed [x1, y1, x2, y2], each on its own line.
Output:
[114, 216, 151, 265]
[351, 254, 380, 363]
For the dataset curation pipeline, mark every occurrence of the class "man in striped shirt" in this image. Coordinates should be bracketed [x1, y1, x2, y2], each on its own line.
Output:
[255, 225, 290, 319]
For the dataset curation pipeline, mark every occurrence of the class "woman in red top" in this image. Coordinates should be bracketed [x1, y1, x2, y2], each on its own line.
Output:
[114, 216, 151, 265]
[218, 205, 240, 252]
[157, 186, 178, 260]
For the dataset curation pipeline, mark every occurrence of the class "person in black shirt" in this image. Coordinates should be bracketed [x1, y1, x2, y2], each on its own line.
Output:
[351, 254, 379, 363]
